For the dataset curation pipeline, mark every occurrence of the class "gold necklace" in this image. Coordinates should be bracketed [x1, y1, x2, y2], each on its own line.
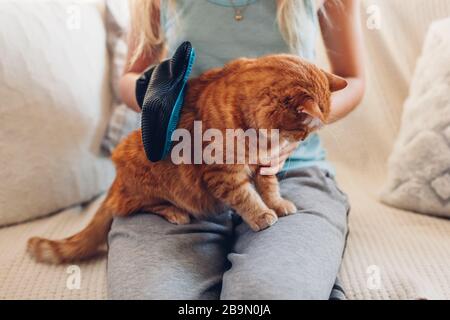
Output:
[229, 0, 250, 21]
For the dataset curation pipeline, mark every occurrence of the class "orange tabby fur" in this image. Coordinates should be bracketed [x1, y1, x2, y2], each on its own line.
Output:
[27, 55, 347, 264]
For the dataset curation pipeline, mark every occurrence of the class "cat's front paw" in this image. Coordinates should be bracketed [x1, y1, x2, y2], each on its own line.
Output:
[270, 198, 297, 217]
[247, 210, 278, 232]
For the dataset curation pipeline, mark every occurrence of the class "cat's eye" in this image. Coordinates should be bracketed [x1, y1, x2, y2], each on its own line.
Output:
[282, 97, 293, 107]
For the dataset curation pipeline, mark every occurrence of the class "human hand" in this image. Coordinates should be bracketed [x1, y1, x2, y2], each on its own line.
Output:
[259, 142, 299, 176]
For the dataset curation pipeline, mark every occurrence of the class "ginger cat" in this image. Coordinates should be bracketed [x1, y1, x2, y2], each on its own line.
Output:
[27, 54, 347, 264]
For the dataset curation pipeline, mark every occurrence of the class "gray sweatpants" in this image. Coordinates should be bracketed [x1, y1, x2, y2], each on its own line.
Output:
[107, 166, 350, 300]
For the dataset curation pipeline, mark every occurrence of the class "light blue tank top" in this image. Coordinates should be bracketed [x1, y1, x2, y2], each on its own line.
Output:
[161, 0, 334, 175]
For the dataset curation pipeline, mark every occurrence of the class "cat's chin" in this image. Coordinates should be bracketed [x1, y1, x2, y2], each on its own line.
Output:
[295, 131, 309, 142]
[293, 118, 325, 141]
[281, 129, 309, 143]
[307, 117, 324, 131]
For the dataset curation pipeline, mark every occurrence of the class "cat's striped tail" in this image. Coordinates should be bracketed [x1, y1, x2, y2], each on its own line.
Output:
[27, 197, 115, 264]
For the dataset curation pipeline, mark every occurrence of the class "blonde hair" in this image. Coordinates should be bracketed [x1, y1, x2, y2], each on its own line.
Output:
[129, 0, 318, 65]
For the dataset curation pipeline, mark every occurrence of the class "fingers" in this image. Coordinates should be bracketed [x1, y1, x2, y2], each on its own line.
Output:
[258, 142, 299, 174]
[278, 142, 299, 158]
[259, 160, 286, 176]
[259, 142, 298, 162]
[267, 142, 299, 163]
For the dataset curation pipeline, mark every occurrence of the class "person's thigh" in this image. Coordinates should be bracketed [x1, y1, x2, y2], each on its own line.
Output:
[107, 210, 234, 300]
[221, 167, 350, 300]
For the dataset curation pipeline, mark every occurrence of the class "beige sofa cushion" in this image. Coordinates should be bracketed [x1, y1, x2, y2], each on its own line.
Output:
[0, 0, 115, 226]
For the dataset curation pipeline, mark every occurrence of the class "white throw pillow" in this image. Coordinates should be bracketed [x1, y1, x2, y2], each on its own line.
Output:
[0, 0, 115, 226]
[381, 18, 450, 218]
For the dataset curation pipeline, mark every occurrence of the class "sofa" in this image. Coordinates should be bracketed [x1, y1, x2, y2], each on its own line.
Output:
[1, 0, 450, 300]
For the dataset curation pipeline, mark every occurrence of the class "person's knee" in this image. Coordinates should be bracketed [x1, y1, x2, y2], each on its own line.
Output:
[221, 272, 330, 300]
[108, 273, 220, 300]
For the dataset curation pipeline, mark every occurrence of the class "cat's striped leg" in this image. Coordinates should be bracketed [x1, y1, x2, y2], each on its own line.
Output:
[203, 166, 278, 232]
[254, 173, 297, 217]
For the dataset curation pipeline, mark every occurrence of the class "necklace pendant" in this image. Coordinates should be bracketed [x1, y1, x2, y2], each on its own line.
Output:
[234, 10, 243, 21]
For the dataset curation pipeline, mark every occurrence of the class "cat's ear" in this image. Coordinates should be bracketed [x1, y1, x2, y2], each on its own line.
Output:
[322, 70, 348, 92]
[299, 98, 325, 123]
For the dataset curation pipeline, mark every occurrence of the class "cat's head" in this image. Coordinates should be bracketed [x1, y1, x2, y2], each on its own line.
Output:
[225, 55, 347, 142]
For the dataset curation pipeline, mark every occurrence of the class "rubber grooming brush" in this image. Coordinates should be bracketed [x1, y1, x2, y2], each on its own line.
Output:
[136, 41, 196, 162]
